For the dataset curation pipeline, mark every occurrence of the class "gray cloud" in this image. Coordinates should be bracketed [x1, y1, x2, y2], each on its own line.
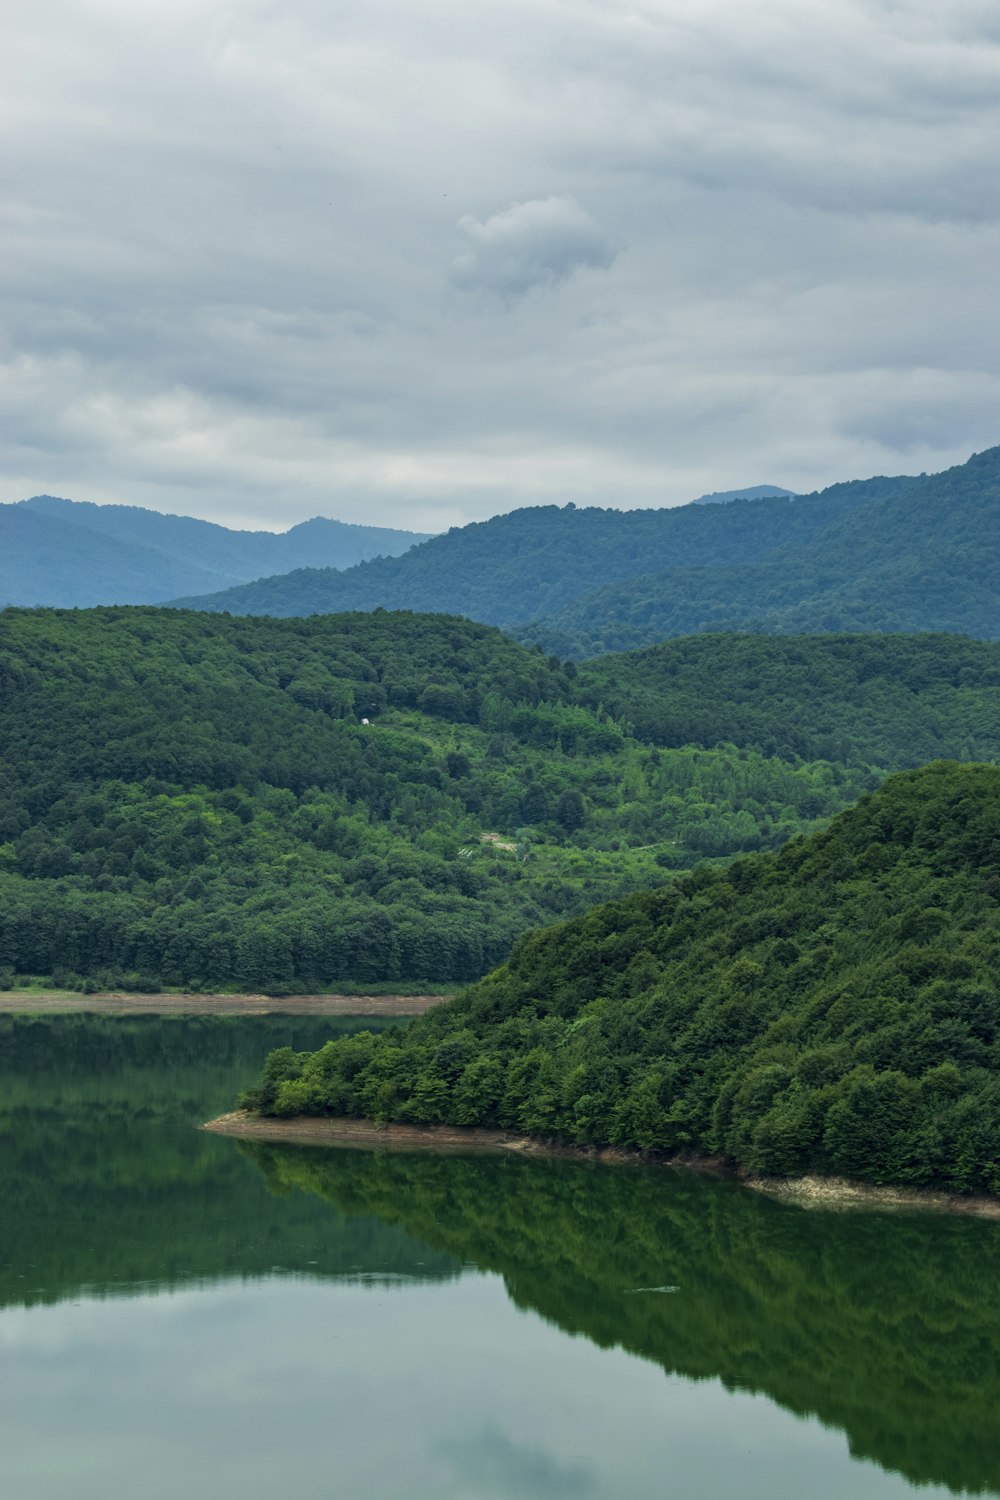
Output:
[2, 0, 1000, 529]
[450, 197, 615, 300]
[440, 1423, 596, 1496]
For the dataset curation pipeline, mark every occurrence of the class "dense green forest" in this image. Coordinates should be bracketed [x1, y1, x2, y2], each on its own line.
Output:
[577, 632, 1000, 766]
[171, 447, 1000, 656]
[0, 495, 430, 608]
[170, 472, 904, 621]
[523, 446, 1000, 655]
[251, 1145, 1000, 1494]
[3, 610, 1000, 990]
[0, 607, 647, 988]
[245, 763, 1000, 1194]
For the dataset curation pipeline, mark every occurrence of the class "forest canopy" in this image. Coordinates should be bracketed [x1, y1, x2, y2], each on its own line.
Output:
[243, 763, 1000, 1196]
[2, 608, 1000, 992]
[170, 446, 1000, 658]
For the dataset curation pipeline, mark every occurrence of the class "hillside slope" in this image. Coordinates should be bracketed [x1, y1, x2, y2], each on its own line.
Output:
[528, 447, 1000, 654]
[0, 607, 877, 990]
[0, 496, 430, 607]
[168, 474, 906, 621]
[5, 613, 1000, 992]
[576, 632, 1000, 767]
[246, 762, 1000, 1195]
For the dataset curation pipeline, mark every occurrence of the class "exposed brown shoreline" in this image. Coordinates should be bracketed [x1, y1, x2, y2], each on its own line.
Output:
[0, 992, 449, 1017]
[203, 1111, 564, 1155]
[202, 1110, 1000, 1218]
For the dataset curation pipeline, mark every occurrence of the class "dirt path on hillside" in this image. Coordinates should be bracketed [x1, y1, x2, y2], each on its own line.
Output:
[0, 992, 450, 1017]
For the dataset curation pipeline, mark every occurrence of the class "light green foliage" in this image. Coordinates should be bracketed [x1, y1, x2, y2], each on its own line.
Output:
[4, 608, 1000, 993]
[246, 763, 1000, 1194]
[0, 606, 881, 990]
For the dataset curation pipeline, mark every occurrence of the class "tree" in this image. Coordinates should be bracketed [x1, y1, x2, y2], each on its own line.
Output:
[556, 790, 585, 832]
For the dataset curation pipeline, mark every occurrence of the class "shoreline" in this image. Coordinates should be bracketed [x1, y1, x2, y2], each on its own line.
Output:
[203, 1111, 564, 1155]
[0, 992, 450, 1017]
[202, 1111, 1000, 1218]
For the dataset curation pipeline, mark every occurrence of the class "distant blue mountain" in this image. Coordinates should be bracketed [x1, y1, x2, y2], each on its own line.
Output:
[689, 484, 795, 504]
[167, 471, 905, 628]
[0, 496, 432, 607]
[165, 447, 1000, 655]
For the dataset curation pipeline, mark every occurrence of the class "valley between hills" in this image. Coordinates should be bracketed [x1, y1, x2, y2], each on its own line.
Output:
[3, 444, 1000, 1200]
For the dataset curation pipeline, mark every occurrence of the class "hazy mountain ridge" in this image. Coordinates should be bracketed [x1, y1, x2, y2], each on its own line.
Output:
[689, 484, 794, 504]
[528, 448, 1000, 653]
[168, 471, 905, 622]
[165, 449, 1000, 653]
[0, 495, 432, 608]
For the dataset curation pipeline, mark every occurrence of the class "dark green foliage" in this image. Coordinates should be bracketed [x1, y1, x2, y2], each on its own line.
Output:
[6, 607, 1000, 993]
[523, 447, 1000, 655]
[4, 606, 882, 989]
[253, 1146, 1000, 1495]
[248, 763, 1000, 1194]
[0, 495, 430, 608]
[576, 632, 1000, 767]
[170, 471, 898, 620]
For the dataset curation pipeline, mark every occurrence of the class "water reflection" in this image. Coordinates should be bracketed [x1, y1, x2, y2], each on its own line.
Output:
[241, 1142, 1000, 1496]
[0, 1014, 457, 1302]
[0, 1015, 996, 1498]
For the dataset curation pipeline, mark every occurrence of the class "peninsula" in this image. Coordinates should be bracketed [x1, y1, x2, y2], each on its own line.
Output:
[232, 762, 1000, 1198]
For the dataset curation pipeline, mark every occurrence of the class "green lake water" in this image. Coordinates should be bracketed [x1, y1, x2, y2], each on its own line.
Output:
[0, 1013, 997, 1499]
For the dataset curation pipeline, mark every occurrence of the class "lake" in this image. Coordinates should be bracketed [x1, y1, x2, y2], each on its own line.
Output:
[0, 1013, 996, 1499]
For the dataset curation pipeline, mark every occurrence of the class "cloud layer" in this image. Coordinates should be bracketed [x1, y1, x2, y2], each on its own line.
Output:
[451, 198, 615, 300]
[3, 0, 1000, 528]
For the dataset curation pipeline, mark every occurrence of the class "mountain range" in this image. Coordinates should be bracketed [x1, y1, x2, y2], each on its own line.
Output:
[7, 448, 1000, 653]
[0, 495, 431, 608]
[169, 472, 906, 625]
[165, 448, 1000, 653]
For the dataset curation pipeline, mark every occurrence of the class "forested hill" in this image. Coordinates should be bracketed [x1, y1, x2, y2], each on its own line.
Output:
[170, 447, 1000, 656]
[527, 446, 1000, 655]
[576, 632, 1000, 768]
[4, 611, 1000, 993]
[690, 484, 794, 504]
[168, 472, 905, 621]
[247, 761, 1000, 1196]
[0, 495, 430, 608]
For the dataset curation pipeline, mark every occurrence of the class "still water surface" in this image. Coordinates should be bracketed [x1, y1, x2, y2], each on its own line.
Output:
[0, 1014, 996, 1499]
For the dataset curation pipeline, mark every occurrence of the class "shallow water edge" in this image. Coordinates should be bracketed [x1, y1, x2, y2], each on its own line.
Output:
[0, 991, 448, 1016]
[203, 1110, 1000, 1218]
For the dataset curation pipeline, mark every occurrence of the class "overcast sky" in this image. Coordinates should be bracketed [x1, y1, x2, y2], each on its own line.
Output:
[4, 0, 1000, 531]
